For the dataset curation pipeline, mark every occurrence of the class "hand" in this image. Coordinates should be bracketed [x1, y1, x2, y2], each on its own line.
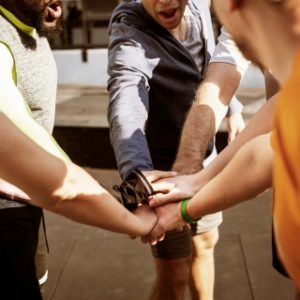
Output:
[227, 112, 245, 143]
[132, 204, 158, 236]
[142, 202, 186, 245]
[142, 170, 177, 193]
[148, 173, 200, 207]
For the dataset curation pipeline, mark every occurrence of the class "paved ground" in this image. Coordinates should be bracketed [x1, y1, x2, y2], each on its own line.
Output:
[43, 85, 296, 300]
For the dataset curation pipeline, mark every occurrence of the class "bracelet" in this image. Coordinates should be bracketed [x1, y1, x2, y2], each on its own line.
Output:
[180, 199, 199, 224]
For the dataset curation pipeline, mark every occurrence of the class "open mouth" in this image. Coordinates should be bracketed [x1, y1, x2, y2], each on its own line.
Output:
[158, 8, 178, 20]
[45, 0, 63, 23]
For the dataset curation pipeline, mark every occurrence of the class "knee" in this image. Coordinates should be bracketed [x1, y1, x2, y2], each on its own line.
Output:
[193, 228, 219, 252]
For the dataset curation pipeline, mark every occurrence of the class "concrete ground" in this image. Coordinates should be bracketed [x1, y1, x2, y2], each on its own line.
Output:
[44, 85, 296, 300]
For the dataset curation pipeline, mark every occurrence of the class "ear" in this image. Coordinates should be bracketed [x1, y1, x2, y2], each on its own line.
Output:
[230, 0, 242, 11]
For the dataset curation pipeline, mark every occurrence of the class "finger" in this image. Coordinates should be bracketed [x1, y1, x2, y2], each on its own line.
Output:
[142, 234, 157, 245]
[151, 182, 175, 193]
[146, 170, 177, 182]
[148, 192, 164, 202]
[147, 226, 165, 245]
[158, 234, 165, 242]
[149, 191, 182, 207]
[149, 238, 158, 245]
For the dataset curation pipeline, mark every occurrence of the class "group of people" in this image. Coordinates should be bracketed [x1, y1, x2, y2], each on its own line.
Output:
[0, 0, 300, 299]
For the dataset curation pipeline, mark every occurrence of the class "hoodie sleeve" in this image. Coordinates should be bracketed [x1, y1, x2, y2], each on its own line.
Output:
[107, 28, 155, 180]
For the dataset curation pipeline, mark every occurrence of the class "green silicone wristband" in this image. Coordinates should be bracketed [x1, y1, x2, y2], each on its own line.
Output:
[180, 199, 199, 224]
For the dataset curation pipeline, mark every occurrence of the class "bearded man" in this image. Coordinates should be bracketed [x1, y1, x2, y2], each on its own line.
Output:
[0, 1, 63, 299]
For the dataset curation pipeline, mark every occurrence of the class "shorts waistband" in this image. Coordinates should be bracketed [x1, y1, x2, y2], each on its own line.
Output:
[0, 191, 29, 204]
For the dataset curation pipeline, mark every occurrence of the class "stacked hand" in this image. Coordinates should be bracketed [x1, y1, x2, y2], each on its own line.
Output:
[142, 201, 187, 245]
[133, 170, 202, 244]
[148, 173, 200, 206]
[132, 204, 158, 237]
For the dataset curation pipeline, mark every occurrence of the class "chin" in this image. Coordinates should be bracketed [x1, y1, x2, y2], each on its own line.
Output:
[38, 20, 62, 37]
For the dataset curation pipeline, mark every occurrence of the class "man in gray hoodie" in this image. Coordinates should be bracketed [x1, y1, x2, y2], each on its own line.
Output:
[108, 0, 248, 299]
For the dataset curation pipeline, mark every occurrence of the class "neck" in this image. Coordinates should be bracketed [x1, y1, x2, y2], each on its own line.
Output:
[248, 5, 300, 85]
[170, 17, 187, 42]
[0, 1, 33, 26]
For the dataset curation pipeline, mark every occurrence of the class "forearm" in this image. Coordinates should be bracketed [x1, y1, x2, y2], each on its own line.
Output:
[46, 182, 151, 237]
[109, 121, 153, 179]
[187, 133, 273, 219]
[173, 104, 215, 174]
[29, 162, 150, 236]
[108, 75, 152, 179]
[0, 114, 151, 237]
[173, 63, 242, 174]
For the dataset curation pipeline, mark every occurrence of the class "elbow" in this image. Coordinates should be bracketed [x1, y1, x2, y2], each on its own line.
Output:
[41, 193, 68, 212]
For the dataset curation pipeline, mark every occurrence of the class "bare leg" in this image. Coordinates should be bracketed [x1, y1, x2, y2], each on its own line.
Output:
[189, 228, 219, 300]
[150, 256, 191, 300]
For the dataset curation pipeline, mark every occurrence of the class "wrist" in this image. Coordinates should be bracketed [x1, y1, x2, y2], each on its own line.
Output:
[172, 160, 201, 175]
[190, 172, 208, 195]
[180, 199, 200, 224]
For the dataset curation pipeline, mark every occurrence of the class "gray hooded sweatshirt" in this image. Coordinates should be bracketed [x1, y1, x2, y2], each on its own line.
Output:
[108, 0, 241, 179]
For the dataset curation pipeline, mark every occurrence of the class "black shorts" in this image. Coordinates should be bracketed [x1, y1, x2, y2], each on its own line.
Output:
[0, 205, 43, 300]
[151, 228, 192, 259]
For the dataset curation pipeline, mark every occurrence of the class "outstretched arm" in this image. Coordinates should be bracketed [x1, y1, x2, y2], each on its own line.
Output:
[0, 113, 157, 237]
[147, 133, 273, 243]
[107, 39, 154, 180]
[187, 133, 273, 217]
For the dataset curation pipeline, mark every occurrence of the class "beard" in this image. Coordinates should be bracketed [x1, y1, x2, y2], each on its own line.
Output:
[17, 0, 62, 37]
